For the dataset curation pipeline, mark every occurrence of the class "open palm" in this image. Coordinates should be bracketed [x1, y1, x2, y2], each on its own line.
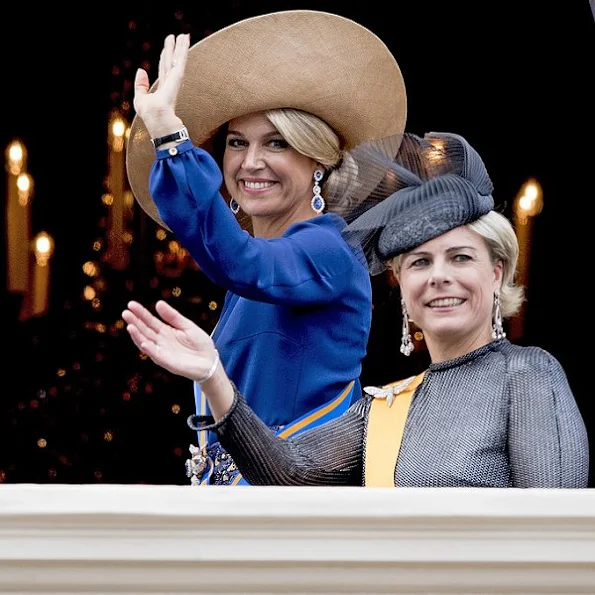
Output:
[122, 299, 215, 382]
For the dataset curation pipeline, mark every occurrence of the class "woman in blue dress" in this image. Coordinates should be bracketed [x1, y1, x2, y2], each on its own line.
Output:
[125, 10, 408, 484]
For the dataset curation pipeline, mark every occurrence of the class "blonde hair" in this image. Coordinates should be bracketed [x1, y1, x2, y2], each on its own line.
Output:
[265, 109, 359, 206]
[390, 210, 525, 319]
[265, 108, 342, 166]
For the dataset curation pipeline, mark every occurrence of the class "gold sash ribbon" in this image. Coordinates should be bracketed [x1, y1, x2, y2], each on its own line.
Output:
[364, 371, 426, 487]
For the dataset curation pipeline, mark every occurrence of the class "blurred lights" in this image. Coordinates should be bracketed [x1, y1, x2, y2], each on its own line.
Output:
[170, 240, 181, 252]
[84, 286, 97, 300]
[109, 114, 127, 153]
[124, 190, 134, 208]
[112, 118, 126, 138]
[6, 140, 25, 175]
[16, 173, 33, 206]
[514, 178, 543, 225]
[37, 438, 47, 448]
[83, 261, 100, 277]
[33, 232, 54, 266]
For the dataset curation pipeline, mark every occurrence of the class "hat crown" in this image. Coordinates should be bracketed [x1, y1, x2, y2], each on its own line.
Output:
[343, 131, 496, 275]
[421, 132, 493, 197]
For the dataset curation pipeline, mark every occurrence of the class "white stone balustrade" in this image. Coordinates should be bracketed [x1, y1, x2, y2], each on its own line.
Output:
[0, 484, 594, 594]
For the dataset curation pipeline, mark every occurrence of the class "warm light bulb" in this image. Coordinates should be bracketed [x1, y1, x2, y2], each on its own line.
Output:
[112, 118, 126, 138]
[17, 173, 33, 206]
[6, 141, 26, 175]
[514, 178, 543, 224]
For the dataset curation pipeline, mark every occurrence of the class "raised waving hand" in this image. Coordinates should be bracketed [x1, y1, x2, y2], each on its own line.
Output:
[133, 33, 190, 139]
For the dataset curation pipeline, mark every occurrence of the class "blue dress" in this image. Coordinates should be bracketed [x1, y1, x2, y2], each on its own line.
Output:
[149, 140, 373, 484]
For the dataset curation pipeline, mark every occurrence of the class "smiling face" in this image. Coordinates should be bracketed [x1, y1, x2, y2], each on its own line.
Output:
[396, 225, 503, 359]
[222, 112, 319, 236]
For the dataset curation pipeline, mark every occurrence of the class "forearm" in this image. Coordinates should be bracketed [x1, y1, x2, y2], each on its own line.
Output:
[209, 389, 366, 486]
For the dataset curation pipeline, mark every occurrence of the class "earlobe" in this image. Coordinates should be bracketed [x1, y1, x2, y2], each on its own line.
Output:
[493, 261, 504, 287]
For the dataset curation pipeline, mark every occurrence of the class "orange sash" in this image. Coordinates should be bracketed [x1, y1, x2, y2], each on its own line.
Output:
[364, 371, 426, 487]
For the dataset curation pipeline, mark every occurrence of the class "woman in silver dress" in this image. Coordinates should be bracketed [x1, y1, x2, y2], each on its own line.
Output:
[122, 131, 589, 488]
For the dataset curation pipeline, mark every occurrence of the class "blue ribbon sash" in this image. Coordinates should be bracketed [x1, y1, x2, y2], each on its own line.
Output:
[193, 380, 356, 486]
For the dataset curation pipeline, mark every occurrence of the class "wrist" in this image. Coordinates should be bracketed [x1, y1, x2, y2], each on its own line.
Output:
[195, 349, 220, 384]
[151, 126, 189, 149]
[143, 115, 185, 142]
[198, 354, 235, 421]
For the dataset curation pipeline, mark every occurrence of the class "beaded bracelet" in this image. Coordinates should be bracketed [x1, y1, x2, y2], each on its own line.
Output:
[196, 350, 220, 384]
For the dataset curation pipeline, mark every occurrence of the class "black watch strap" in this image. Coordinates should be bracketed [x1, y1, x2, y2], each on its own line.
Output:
[151, 127, 189, 149]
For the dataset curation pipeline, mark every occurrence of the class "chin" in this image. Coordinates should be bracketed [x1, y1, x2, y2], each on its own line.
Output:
[426, 323, 467, 339]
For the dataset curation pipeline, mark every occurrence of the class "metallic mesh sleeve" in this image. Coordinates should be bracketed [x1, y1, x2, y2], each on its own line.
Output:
[507, 347, 589, 487]
[217, 388, 367, 485]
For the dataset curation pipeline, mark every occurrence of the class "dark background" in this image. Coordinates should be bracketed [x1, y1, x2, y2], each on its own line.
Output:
[1, 1, 593, 485]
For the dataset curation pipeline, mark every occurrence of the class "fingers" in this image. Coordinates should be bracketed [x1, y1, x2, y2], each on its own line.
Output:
[123, 301, 163, 342]
[171, 33, 190, 71]
[127, 323, 162, 362]
[158, 33, 190, 81]
[155, 300, 195, 331]
[125, 322, 148, 352]
[134, 68, 150, 95]
[123, 304, 164, 361]
[158, 34, 175, 82]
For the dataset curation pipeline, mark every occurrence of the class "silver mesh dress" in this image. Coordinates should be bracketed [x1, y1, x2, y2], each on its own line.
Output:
[194, 340, 589, 487]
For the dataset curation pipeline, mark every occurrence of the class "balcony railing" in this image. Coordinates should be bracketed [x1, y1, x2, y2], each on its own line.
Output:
[1, 484, 594, 593]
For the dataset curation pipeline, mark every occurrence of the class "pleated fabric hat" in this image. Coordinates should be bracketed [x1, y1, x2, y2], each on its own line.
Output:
[126, 10, 407, 229]
[342, 132, 495, 275]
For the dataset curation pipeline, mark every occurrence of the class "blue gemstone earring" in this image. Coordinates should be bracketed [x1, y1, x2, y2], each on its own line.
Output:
[311, 169, 325, 214]
[229, 197, 240, 214]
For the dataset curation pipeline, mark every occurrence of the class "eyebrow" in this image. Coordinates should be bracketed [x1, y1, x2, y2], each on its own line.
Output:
[406, 245, 478, 258]
[226, 129, 281, 140]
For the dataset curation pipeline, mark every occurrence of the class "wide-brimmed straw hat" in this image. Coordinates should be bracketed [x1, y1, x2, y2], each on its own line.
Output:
[342, 132, 495, 275]
[126, 9, 407, 229]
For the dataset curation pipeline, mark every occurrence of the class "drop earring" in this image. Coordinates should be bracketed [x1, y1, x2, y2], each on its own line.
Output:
[229, 197, 240, 215]
[311, 169, 325, 213]
[400, 298, 414, 356]
[492, 291, 506, 340]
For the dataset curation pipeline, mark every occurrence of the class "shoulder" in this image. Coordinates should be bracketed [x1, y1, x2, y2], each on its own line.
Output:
[285, 213, 346, 238]
[286, 214, 368, 269]
[497, 342, 569, 393]
[499, 341, 564, 374]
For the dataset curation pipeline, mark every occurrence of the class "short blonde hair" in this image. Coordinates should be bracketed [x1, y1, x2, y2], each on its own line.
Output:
[390, 210, 525, 318]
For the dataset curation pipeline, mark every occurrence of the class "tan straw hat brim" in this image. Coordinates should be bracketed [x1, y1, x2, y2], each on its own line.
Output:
[126, 9, 407, 228]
